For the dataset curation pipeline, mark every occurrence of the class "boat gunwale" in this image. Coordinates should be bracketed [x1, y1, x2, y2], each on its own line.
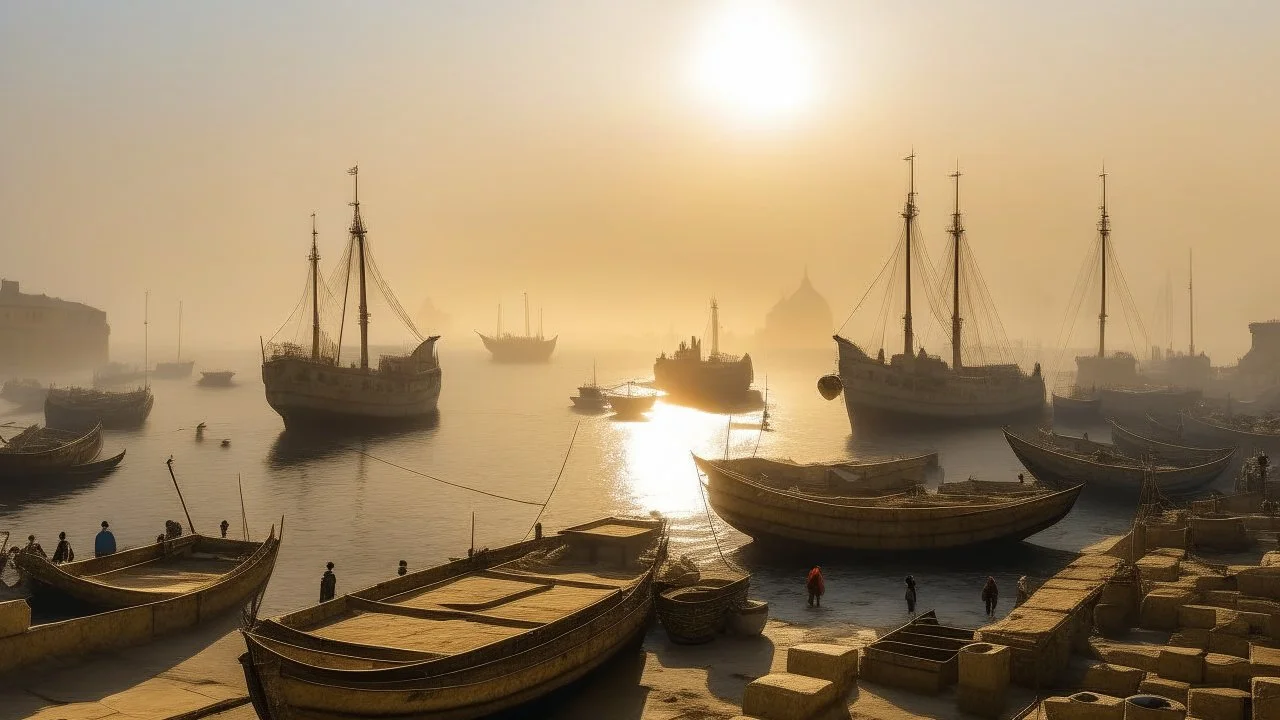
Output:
[1107, 418, 1233, 459]
[1181, 410, 1280, 442]
[1004, 427, 1235, 476]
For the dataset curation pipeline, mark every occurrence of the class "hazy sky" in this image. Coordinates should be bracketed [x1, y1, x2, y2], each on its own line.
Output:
[3, 1, 1277, 363]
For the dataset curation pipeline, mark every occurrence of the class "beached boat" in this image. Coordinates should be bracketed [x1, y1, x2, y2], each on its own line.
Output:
[1003, 428, 1233, 494]
[655, 573, 750, 645]
[704, 454, 938, 498]
[0, 423, 102, 477]
[693, 455, 1079, 551]
[1180, 411, 1280, 453]
[1146, 413, 1187, 444]
[1, 524, 281, 673]
[823, 159, 1045, 424]
[44, 387, 154, 430]
[15, 525, 282, 611]
[1100, 387, 1201, 420]
[239, 516, 665, 720]
[1107, 418, 1233, 465]
[199, 370, 236, 387]
[1051, 390, 1100, 421]
[1, 379, 48, 409]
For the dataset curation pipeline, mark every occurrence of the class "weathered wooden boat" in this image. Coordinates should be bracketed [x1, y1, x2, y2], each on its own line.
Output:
[1003, 428, 1234, 494]
[570, 363, 608, 410]
[1107, 418, 1233, 465]
[705, 454, 938, 498]
[694, 455, 1079, 551]
[1, 524, 282, 673]
[199, 370, 236, 387]
[240, 516, 665, 720]
[727, 598, 769, 636]
[45, 387, 154, 430]
[1, 379, 48, 409]
[1051, 389, 1100, 420]
[1146, 413, 1187, 444]
[607, 383, 660, 418]
[63, 449, 126, 476]
[655, 572, 749, 645]
[1180, 411, 1280, 453]
[476, 294, 556, 363]
[15, 525, 282, 611]
[0, 423, 102, 477]
[1100, 387, 1202, 420]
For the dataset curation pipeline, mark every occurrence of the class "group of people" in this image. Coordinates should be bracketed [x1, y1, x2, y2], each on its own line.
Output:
[11, 521, 119, 565]
[805, 566, 1029, 620]
[317, 559, 412, 603]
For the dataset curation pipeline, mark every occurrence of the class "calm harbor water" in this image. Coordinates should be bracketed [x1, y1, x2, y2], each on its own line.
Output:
[1, 345, 1181, 641]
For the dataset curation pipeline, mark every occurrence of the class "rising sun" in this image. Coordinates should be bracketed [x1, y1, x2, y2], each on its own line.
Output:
[690, 0, 817, 127]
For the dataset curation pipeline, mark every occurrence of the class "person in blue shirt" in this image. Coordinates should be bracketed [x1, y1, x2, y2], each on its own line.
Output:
[95, 521, 117, 557]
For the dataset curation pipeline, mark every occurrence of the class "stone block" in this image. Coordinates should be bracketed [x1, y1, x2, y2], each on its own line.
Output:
[1186, 687, 1249, 720]
[1209, 629, 1252, 658]
[1096, 603, 1131, 638]
[1080, 662, 1145, 698]
[1203, 589, 1242, 608]
[956, 642, 1010, 719]
[1238, 567, 1280, 600]
[741, 673, 837, 720]
[1042, 692, 1126, 720]
[1157, 646, 1204, 684]
[786, 643, 858, 693]
[1122, 694, 1187, 719]
[1194, 574, 1236, 593]
[1216, 615, 1250, 636]
[1169, 629, 1210, 651]
[1139, 675, 1190, 705]
[0, 600, 30, 639]
[1138, 554, 1181, 583]
[1143, 589, 1197, 631]
[1253, 676, 1280, 720]
[1251, 643, 1280, 675]
[1238, 610, 1272, 635]
[1092, 640, 1162, 672]
[1178, 605, 1221, 630]
[1205, 652, 1256, 690]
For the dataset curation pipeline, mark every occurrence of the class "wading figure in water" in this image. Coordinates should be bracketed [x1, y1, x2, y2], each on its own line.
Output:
[982, 576, 999, 618]
[320, 562, 337, 602]
[220, 520, 229, 538]
[806, 566, 825, 607]
[905, 575, 917, 616]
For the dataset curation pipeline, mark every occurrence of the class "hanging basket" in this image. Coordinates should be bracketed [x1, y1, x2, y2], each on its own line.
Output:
[817, 375, 843, 401]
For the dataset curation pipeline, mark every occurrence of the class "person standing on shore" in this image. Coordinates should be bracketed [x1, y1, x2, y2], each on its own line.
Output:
[1016, 576, 1031, 606]
[398, 560, 408, 576]
[320, 562, 338, 602]
[220, 520, 230, 538]
[982, 576, 999, 618]
[905, 576, 917, 616]
[806, 566, 825, 607]
[52, 532, 74, 564]
[95, 522, 116, 557]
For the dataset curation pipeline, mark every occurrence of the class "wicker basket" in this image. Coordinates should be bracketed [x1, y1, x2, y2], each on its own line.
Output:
[656, 573, 750, 644]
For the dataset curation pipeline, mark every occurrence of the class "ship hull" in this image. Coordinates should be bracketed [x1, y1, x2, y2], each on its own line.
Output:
[835, 337, 1044, 426]
[152, 361, 195, 379]
[476, 333, 557, 363]
[262, 343, 442, 429]
[653, 356, 753, 408]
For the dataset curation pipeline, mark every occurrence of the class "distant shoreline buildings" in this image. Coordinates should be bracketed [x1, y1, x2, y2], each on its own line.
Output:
[755, 270, 833, 350]
[0, 279, 109, 373]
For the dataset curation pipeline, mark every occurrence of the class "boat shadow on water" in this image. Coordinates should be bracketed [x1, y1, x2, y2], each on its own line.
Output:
[265, 414, 442, 470]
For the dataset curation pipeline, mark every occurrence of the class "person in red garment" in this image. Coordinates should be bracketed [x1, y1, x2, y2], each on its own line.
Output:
[806, 566, 825, 607]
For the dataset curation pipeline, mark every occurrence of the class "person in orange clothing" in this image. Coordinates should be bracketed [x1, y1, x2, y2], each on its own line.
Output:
[806, 566, 825, 607]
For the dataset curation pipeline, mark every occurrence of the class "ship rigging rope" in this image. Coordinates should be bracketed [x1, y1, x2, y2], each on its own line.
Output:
[692, 460, 743, 573]
[524, 421, 581, 540]
[365, 247, 426, 341]
[1046, 238, 1102, 389]
[835, 240, 900, 336]
[350, 448, 546, 507]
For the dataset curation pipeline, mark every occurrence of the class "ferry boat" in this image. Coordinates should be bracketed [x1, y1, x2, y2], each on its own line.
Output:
[654, 299, 754, 409]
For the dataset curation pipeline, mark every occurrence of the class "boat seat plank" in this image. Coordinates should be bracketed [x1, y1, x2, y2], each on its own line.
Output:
[470, 584, 617, 624]
[349, 596, 544, 629]
[478, 569, 622, 590]
[310, 612, 526, 655]
[391, 575, 548, 610]
[85, 555, 241, 594]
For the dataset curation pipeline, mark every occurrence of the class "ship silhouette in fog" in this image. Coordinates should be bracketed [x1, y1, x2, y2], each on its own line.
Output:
[654, 299, 757, 410]
[476, 292, 557, 363]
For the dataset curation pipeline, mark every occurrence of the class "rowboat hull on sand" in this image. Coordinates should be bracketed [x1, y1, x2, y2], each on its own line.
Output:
[694, 456, 1079, 551]
[240, 517, 665, 720]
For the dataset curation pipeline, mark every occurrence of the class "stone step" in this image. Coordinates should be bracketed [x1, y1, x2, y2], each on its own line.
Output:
[785, 643, 858, 693]
[741, 672, 837, 720]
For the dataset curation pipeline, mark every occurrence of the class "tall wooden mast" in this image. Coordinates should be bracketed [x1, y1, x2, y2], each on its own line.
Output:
[309, 213, 321, 360]
[1097, 167, 1110, 359]
[948, 165, 964, 371]
[902, 152, 918, 358]
[710, 298, 720, 358]
[176, 301, 183, 363]
[523, 292, 530, 338]
[348, 166, 370, 370]
[1188, 248, 1195, 356]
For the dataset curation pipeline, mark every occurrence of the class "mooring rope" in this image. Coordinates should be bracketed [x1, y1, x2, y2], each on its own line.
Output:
[524, 421, 581, 540]
[350, 448, 545, 507]
[692, 459, 742, 573]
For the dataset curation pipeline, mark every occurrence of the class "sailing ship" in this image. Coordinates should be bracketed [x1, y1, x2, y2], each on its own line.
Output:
[1146, 251, 1212, 390]
[569, 362, 608, 410]
[694, 455, 1080, 551]
[239, 517, 666, 720]
[654, 299, 755, 408]
[261, 168, 442, 428]
[820, 156, 1044, 424]
[153, 301, 195, 379]
[476, 293, 557, 362]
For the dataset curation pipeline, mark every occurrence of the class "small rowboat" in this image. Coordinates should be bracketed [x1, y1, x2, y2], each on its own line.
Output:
[240, 516, 665, 720]
[45, 387, 154, 430]
[1107, 418, 1232, 466]
[1003, 428, 1233, 495]
[656, 572, 750, 644]
[63, 449, 126, 476]
[15, 524, 282, 611]
[198, 370, 236, 387]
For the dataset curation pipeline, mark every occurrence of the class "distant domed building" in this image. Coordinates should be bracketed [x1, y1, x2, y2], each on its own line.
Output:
[415, 296, 452, 335]
[756, 270, 834, 349]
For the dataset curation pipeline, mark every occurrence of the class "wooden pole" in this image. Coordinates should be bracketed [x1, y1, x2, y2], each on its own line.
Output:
[238, 473, 250, 541]
[166, 457, 198, 535]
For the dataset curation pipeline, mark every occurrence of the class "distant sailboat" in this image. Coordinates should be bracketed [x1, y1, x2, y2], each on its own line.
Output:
[476, 294, 557, 363]
[154, 301, 195, 379]
[261, 167, 442, 428]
